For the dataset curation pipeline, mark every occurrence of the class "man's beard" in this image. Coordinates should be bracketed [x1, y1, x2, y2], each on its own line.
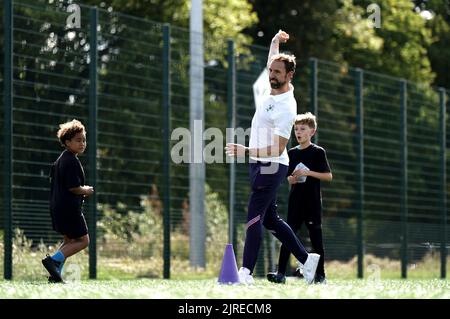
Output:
[270, 79, 286, 89]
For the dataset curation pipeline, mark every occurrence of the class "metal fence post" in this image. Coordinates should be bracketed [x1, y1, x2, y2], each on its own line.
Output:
[400, 80, 408, 279]
[3, 0, 13, 280]
[439, 88, 447, 279]
[309, 58, 318, 144]
[162, 23, 171, 279]
[88, 7, 98, 280]
[227, 39, 236, 249]
[355, 68, 364, 279]
[189, 0, 206, 269]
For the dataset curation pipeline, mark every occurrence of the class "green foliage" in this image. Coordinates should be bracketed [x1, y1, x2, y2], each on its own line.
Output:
[8, 228, 89, 281]
[248, 0, 438, 86]
[96, 184, 228, 263]
[204, 184, 229, 260]
[4, 227, 448, 282]
[11, 229, 47, 281]
[82, 0, 258, 61]
[97, 196, 163, 258]
[421, 0, 450, 88]
[363, 0, 434, 84]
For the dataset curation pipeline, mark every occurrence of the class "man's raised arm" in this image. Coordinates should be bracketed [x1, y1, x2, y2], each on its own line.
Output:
[267, 30, 289, 67]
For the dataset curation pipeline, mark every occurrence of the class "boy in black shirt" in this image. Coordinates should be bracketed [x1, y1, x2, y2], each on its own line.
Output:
[267, 112, 332, 284]
[42, 119, 94, 283]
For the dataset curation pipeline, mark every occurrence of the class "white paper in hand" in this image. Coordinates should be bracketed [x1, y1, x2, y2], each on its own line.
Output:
[295, 162, 310, 183]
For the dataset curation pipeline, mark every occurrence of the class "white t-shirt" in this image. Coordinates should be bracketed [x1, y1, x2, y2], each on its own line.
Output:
[249, 84, 297, 166]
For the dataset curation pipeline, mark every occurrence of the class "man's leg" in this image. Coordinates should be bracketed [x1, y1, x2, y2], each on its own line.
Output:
[263, 202, 308, 266]
[265, 211, 321, 284]
[242, 163, 287, 273]
[242, 190, 275, 272]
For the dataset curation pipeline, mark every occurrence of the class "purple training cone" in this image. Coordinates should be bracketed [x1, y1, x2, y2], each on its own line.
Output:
[218, 244, 240, 284]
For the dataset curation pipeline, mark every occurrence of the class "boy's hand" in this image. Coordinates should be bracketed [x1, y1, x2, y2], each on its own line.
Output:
[287, 175, 297, 185]
[272, 30, 289, 43]
[82, 186, 94, 196]
[292, 169, 310, 178]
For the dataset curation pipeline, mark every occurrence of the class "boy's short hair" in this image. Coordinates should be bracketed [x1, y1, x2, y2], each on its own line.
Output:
[57, 119, 86, 146]
[295, 112, 317, 129]
[269, 53, 296, 73]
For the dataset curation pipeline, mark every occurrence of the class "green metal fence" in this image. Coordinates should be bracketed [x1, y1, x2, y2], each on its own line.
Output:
[311, 60, 449, 279]
[1, 0, 449, 281]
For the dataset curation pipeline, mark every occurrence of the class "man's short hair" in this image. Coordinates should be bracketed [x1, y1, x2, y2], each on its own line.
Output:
[57, 119, 86, 146]
[295, 112, 316, 129]
[270, 53, 296, 73]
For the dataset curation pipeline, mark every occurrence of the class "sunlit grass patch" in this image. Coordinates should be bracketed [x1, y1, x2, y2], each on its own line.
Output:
[0, 278, 448, 299]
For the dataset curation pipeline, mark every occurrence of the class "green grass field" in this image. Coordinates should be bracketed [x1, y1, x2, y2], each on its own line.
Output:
[1, 231, 449, 299]
[0, 278, 448, 299]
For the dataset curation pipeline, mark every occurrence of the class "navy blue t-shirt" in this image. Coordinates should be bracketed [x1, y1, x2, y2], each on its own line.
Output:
[287, 143, 331, 219]
[49, 150, 85, 218]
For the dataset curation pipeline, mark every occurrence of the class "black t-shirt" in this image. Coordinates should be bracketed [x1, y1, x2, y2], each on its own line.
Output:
[49, 150, 85, 217]
[287, 143, 331, 219]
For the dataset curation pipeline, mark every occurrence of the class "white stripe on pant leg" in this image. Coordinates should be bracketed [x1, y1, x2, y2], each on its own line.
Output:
[246, 215, 261, 230]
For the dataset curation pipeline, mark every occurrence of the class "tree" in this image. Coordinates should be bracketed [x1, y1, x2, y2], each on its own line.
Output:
[414, 0, 450, 88]
[247, 0, 436, 86]
[82, 0, 258, 61]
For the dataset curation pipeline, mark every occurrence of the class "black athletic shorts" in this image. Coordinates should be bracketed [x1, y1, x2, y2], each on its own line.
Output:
[52, 211, 88, 239]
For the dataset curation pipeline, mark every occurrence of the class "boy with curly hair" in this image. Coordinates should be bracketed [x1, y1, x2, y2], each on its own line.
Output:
[42, 119, 94, 283]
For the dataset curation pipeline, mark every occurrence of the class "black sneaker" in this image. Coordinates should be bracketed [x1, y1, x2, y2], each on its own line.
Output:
[314, 274, 327, 284]
[42, 255, 63, 283]
[48, 276, 65, 284]
[266, 272, 286, 284]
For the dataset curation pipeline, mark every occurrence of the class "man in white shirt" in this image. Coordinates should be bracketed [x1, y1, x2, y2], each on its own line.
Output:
[225, 30, 320, 284]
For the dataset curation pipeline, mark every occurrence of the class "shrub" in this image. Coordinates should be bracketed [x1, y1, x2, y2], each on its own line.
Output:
[97, 196, 163, 259]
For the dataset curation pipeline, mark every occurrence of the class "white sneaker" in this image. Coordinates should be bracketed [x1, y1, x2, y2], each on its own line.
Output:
[303, 253, 320, 284]
[238, 267, 254, 285]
